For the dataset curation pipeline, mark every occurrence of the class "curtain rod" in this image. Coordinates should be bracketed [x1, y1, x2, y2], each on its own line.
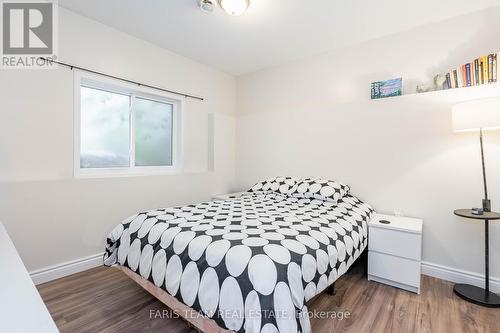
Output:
[38, 57, 204, 101]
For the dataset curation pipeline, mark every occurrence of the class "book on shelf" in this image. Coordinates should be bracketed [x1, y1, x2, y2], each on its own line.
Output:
[477, 57, 482, 84]
[462, 64, 467, 87]
[493, 54, 498, 83]
[452, 69, 458, 88]
[488, 54, 494, 83]
[445, 73, 451, 90]
[444, 53, 498, 89]
[482, 55, 488, 84]
[470, 61, 476, 86]
[457, 67, 464, 87]
[474, 58, 480, 85]
[462, 64, 471, 87]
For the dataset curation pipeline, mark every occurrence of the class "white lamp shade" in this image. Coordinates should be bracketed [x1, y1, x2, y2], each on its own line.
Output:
[452, 97, 500, 132]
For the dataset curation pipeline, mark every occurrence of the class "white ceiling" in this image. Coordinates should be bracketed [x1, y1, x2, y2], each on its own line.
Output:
[59, 0, 500, 76]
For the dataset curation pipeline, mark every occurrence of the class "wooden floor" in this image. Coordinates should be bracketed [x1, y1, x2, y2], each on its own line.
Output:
[37, 266, 500, 333]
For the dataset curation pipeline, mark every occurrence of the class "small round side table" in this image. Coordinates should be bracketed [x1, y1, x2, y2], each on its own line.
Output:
[453, 209, 500, 307]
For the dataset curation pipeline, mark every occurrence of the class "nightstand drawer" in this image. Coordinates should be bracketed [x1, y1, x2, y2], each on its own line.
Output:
[369, 227, 421, 261]
[368, 251, 420, 288]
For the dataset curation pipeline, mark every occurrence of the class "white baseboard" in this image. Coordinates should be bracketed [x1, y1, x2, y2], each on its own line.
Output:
[30, 253, 104, 285]
[421, 261, 500, 293]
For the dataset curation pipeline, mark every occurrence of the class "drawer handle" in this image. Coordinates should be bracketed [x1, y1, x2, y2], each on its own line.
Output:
[379, 220, 391, 224]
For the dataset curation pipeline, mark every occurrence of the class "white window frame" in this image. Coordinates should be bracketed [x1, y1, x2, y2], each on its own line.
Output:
[73, 71, 184, 178]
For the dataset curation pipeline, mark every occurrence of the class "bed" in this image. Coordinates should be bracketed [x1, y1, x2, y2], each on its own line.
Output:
[104, 177, 374, 333]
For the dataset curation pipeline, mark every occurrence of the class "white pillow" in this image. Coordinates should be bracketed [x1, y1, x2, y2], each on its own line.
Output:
[289, 177, 350, 203]
[248, 176, 299, 195]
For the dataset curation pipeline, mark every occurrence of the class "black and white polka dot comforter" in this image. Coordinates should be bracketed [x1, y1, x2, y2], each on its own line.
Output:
[104, 192, 374, 333]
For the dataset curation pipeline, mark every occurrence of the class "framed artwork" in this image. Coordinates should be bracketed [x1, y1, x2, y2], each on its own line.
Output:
[371, 78, 402, 99]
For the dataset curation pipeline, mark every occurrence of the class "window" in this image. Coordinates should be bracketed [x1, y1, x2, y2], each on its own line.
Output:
[80, 87, 131, 169]
[74, 72, 182, 177]
[134, 97, 173, 167]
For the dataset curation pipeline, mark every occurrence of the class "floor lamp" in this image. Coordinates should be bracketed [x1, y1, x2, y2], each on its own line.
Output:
[452, 97, 500, 307]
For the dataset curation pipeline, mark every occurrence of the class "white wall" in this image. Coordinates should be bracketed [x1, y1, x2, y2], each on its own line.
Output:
[2, 5, 500, 286]
[236, 7, 500, 279]
[0, 8, 236, 271]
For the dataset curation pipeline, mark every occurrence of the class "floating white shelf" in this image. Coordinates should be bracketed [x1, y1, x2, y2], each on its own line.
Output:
[373, 83, 500, 104]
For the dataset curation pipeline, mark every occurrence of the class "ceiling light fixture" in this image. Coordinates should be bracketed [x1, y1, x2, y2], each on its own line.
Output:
[218, 0, 250, 16]
[197, 0, 216, 13]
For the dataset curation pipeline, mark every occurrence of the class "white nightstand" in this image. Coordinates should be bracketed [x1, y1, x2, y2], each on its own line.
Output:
[212, 192, 248, 201]
[368, 214, 423, 294]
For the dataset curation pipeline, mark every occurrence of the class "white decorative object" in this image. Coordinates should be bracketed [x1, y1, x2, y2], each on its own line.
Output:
[416, 84, 432, 93]
[368, 214, 423, 294]
[416, 73, 447, 93]
[434, 74, 447, 90]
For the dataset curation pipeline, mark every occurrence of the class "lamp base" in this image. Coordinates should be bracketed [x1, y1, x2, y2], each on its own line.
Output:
[483, 199, 491, 212]
[453, 284, 500, 307]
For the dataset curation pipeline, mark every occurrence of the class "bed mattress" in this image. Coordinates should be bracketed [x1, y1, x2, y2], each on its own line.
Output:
[104, 192, 374, 333]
